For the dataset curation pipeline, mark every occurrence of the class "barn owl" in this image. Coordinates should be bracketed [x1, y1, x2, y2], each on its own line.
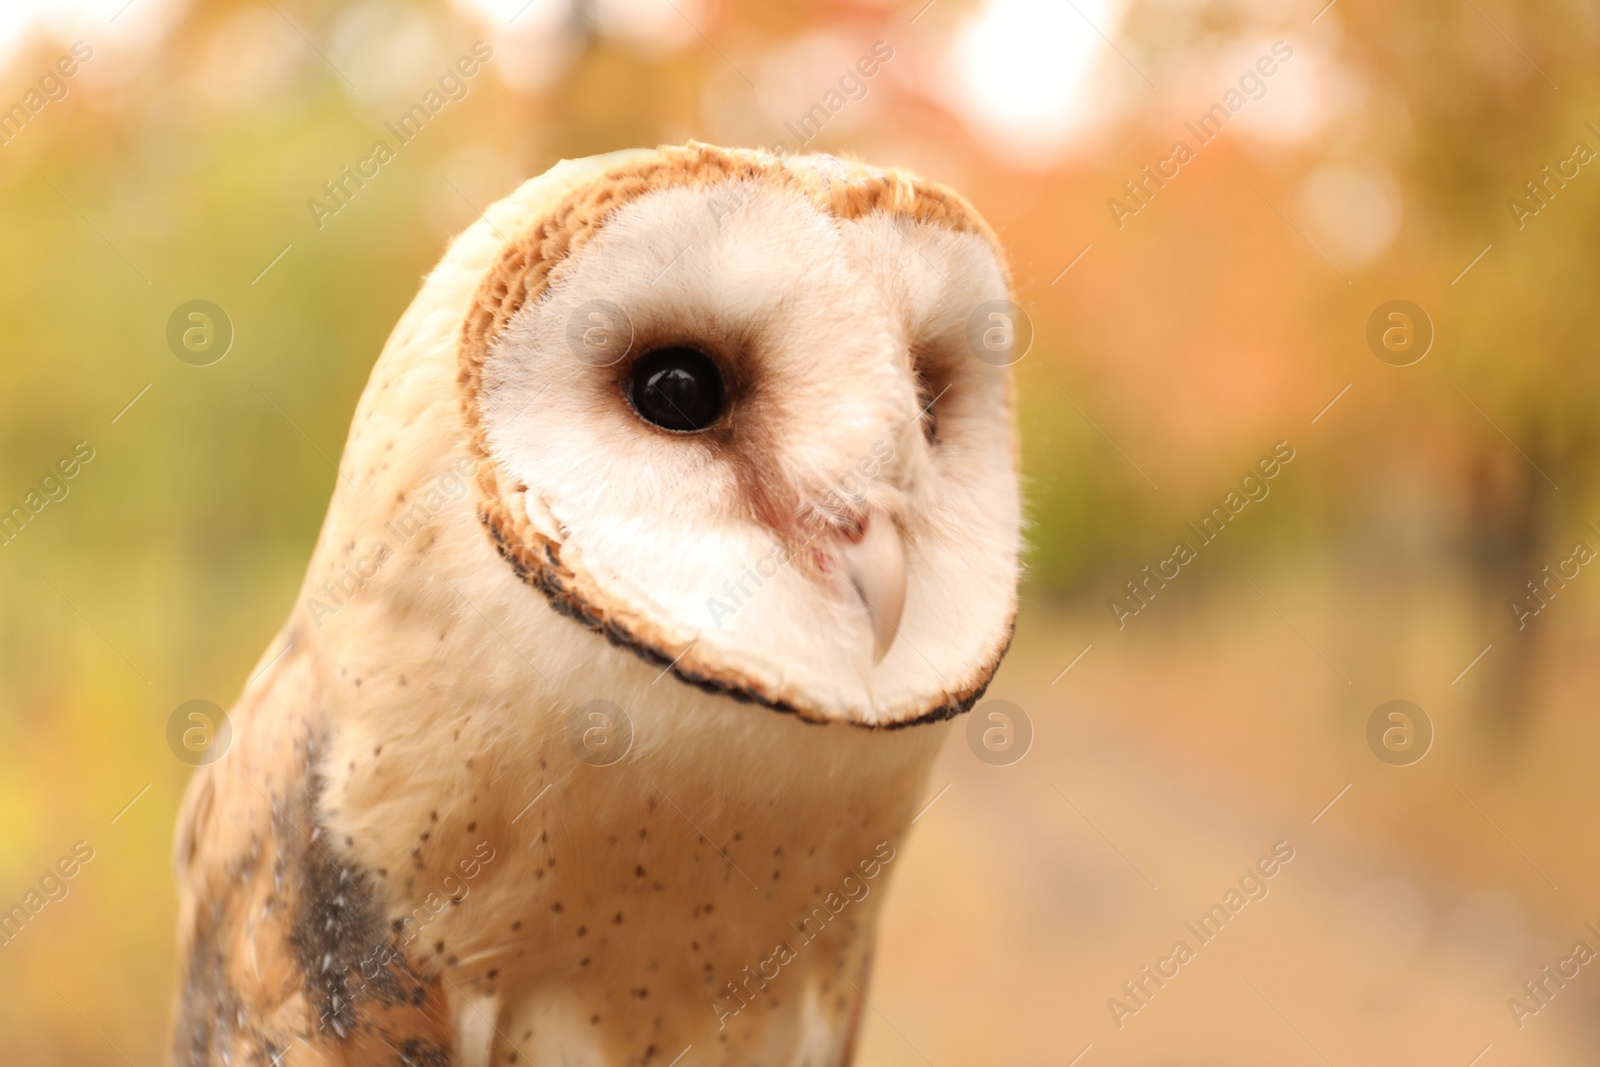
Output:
[171, 142, 1021, 1067]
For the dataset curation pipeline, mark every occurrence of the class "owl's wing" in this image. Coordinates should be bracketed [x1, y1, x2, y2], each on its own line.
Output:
[170, 636, 454, 1066]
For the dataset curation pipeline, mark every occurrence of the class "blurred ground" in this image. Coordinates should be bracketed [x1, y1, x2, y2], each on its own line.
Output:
[867, 597, 1600, 1066]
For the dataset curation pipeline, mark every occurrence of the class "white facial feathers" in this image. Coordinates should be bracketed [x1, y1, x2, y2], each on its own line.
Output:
[477, 172, 1019, 726]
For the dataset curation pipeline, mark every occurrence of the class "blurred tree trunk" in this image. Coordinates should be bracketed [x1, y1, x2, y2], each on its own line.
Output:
[1463, 451, 1552, 742]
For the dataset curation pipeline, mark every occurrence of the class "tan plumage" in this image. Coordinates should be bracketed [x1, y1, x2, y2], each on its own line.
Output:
[172, 143, 1021, 1066]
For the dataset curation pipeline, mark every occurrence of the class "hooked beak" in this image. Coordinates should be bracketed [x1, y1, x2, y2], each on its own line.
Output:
[838, 514, 907, 664]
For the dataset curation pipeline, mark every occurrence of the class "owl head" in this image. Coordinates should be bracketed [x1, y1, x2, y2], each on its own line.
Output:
[320, 143, 1022, 729]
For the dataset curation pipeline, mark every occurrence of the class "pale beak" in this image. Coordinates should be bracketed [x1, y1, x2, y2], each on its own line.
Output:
[839, 514, 907, 664]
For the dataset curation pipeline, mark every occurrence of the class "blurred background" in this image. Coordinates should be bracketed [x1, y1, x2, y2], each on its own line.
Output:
[2, 0, 1597, 1062]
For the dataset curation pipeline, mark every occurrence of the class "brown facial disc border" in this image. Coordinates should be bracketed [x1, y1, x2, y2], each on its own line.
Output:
[456, 141, 1011, 729]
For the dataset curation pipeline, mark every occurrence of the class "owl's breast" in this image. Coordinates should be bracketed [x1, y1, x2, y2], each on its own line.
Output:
[317, 657, 948, 1067]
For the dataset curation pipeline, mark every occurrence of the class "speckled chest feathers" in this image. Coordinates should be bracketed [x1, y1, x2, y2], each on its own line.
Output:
[172, 143, 1022, 1067]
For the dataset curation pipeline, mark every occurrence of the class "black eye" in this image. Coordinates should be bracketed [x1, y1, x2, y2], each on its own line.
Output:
[627, 347, 726, 433]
